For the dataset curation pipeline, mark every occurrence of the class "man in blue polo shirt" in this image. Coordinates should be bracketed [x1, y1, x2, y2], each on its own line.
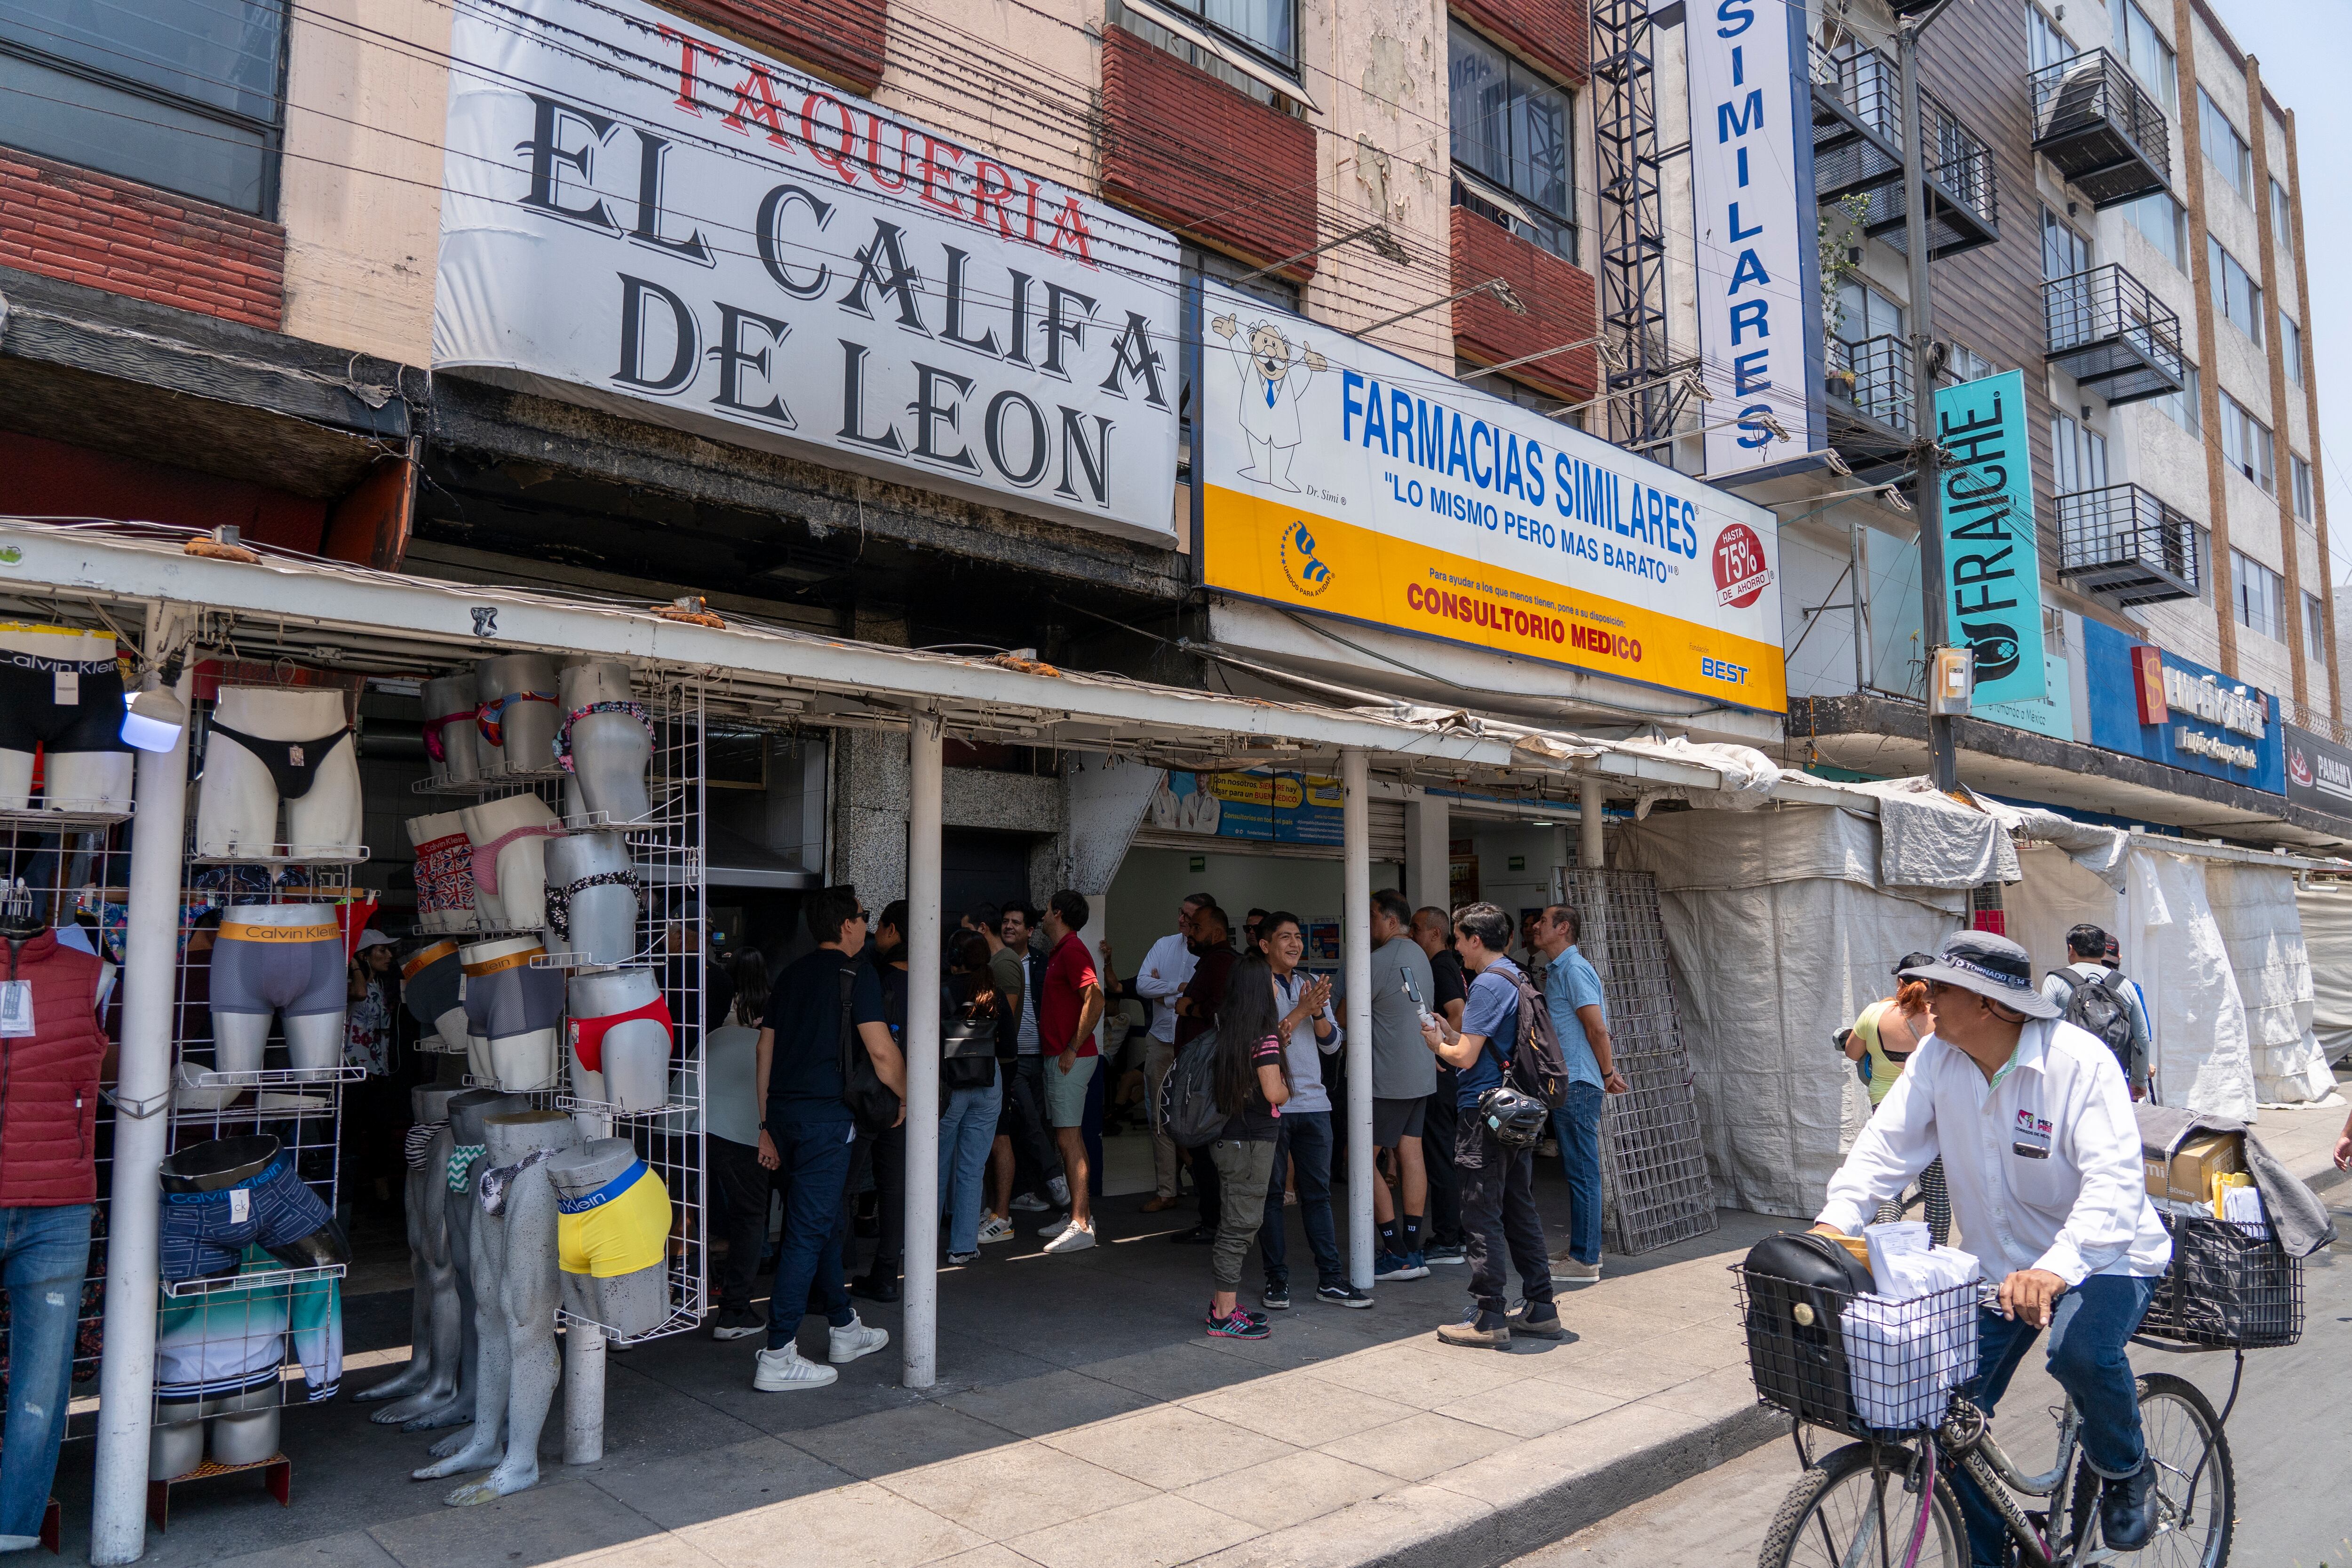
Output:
[1532, 904, 1626, 1285]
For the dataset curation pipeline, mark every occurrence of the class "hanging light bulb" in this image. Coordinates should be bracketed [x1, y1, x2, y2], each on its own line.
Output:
[120, 668, 187, 753]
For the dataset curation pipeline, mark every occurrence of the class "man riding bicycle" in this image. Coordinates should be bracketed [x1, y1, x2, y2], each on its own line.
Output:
[1811, 931, 2173, 1563]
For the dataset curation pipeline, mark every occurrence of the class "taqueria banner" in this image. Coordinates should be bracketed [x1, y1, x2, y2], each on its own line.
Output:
[1198, 282, 1786, 710]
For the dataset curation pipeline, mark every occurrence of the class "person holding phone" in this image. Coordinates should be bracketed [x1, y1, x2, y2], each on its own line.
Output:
[1253, 912, 1367, 1308]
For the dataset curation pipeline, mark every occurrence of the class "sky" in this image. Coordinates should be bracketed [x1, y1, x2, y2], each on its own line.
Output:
[2209, 1, 2352, 586]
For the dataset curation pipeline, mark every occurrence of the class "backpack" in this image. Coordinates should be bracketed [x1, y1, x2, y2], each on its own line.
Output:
[2049, 966, 2134, 1074]
[838, 965, 901, 1136]
[1158, 1028, 1227, 1149]
[1504, 967, 1572, 1110]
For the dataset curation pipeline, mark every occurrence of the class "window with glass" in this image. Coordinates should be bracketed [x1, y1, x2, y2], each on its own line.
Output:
[0, 0, 287, 215]
[2271, 177, 2294, 250]
[2193, 524, 2213, 603]
[2199, 88, 2252, 202]
[1943, 342, 1999, 384]
[2219, 392, 2275, 493]
[2028, 5, 2073, 72]
[2153, 360, 2200, 436]
[2121, 192, 2186, 271]
[2042, 207, 2092, 281]
[1835, 279, 1904, 344]
[2293, 454, 2315, 523]
[2307, 590, 2328, 657]
[2207, 236, 2263, 345]
[2281, 311, 2303, 385]
[2113, 0, 2177, 113]
[2051, 412, 2109, 495]
[1109, 0, 1301, 106]
[1457, 357, 1572, 420]
[2233, 549, 2286, 642]
[1448, 21, 1576, 263]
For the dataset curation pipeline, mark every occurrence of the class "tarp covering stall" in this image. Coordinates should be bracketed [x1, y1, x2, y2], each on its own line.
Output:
[2122, 848, 2257, 1120]
[2296, 878, 2352, 1064]
[2203, 861, 2336, 1104]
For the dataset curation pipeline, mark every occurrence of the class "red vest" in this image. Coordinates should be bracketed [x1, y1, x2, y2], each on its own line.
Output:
[1, 931, 107, 1207]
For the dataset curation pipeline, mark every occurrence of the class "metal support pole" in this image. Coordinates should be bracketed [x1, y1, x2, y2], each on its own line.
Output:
[562, 1323, 605, 1464]
[1577, 776, 1605, 870]
[1341, 748, 1374, 1290]
[902, 710, 943, 1389]
[1898, 18, 1957, 792]
[90, 636, 189, 1566]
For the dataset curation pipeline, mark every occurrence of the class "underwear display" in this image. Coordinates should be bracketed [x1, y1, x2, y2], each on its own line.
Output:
[413, 833, 477, 927]
[446, 1143, 487, 1195]
[401, 940, 461, 1026]
[553, 700, 654, 774]
[158, 1141, 348, 1282]
[470, 823, 564, 897]
[404, 1119, 448, 1172]
[567, 993, 675, 1075]
[209, 916, 346, 1018]
[477, 1146, 561, 1218]
[421, 708, 476, 763]
[556, 1159, 671, 1279]
[477, 689, 557, 750]
[154, 1249, 342, 1405]
[544, 868, 639, 942]
[203, 723, 355, 802]
[0, 623, 128, 756]
[461, 946, 565, 1039]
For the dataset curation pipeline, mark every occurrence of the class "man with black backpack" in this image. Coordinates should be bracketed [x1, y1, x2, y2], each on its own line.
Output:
[1416, 902, 1563, 1349]
[2039, 924, 2150, 1100]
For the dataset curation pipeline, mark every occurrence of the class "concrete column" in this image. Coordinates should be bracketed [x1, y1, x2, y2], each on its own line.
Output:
[1578, 776, 1605, 871]
[902, 712, 943, 1389]
[90, 643, 191, 1566]
[1341, 749, 1375, 1290]
[562, 1322, 605, 1463]
[1404, 790, 1449, 913]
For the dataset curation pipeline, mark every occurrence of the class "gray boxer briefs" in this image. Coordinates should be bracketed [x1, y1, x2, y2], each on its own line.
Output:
[210, 915, 345, 1018]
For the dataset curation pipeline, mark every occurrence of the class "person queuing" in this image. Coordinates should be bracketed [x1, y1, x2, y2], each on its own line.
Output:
[1366, 891, 1437, 1282]
[1530, 905, 1625, 1286]
[1253, 912, 1368, 1309]
[1132, 893, 1210, 1214]
[1417, 902, 1561, 1349]
[1203, 952, 1290, 1339]
[1842, 952, 1951, 1244]
[1410, 906, 1469, 1266]
[938, 931, 1009, 1265]
[1033, 891, 1105, 1255]
[1167, 906, 1239, 1246]
[705, 960, 771, 1342]
[980, 902, 1066, 1244]
[846, 901, 914, 1304]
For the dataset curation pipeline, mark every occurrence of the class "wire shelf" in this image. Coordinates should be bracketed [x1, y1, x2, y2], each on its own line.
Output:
[0, 801, 133, 828]
[188, 847, 371, 867]
[180, 1066, 368, 1090]
[162, 1262, 346, 1300]
[411, 767, 570, 796]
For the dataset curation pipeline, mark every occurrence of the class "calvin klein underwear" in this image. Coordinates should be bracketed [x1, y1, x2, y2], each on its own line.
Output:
[421, 709, 476, 763]
[204, 723, 355, 802]
[158, 1148, 348, 1281]
[0, 655, 129, 756]
[553, 700, 654, 774]
[545, 869, 638, 942]
[470, 823, 564, 896]
[210, 918, 346, 1018]
[404, 1120, 448, 1171]
[461, 947, 564, 1039]
[567, 993, 674, 1075]
[556, 1159, 670, 1279]
[477, 1145, 561, 1218]
[413, 834, 476, 923]
[477, 690, 556, 750]
[401, 940, 461, 1027]
[447, 1143, 486, 1195]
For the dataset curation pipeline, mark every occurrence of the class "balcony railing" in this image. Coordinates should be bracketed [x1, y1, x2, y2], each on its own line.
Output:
[2030, 48, 2170, 209]
[1809, 43, 1998, 259]
[1823, 333, 1914, 475]
[2045, 263, 2184, 406]
[2055, 482, 2201, 608]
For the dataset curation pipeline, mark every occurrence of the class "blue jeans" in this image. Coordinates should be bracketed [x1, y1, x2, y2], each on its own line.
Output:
[1259, 1111, 1343, 1289]
[0, 1205, 90, 1540]
[1549, 1082, 1603, 1266]
[764, 1120, 858, 1351]
[937, 1082, 1002, 1255]
[1953, 1273, 2156, 1566]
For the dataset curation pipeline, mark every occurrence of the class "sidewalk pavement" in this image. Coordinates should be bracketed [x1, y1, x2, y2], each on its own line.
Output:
[56, 1090, 2346, 1568]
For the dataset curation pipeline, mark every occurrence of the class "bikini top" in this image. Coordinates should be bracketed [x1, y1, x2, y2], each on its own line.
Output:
[554, 700, 654, 774]
[545, 868, 639, 940]
[476, 690, 556, 749]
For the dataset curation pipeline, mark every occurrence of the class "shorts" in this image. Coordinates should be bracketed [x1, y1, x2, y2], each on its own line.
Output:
[0, 625, 127, 756]
[158, 1144, 345, 1282]
[556, 1159, 671, 1278]
[1373, 1095, 1427, 1146]
[210, 917, 345, 1018]
[1042, 1052, 1097, 1128]
[401, 940, 461, 1029]
[461, 946, 564, 1039]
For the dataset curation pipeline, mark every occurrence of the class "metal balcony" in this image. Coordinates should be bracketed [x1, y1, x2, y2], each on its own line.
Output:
[2030, 48, 2170, 209]
[1824, 333, 1914, 476]
[2045, 264, 2184, 406]
[1810, 44, 1999, 259]
[2056, 482, 2201, 608]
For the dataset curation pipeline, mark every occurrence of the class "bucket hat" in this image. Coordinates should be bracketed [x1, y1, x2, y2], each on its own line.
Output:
[1897, 930, 2060, 1019]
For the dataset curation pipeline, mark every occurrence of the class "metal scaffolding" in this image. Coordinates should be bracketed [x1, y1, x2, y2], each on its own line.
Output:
[1589, 0, 1686, 464]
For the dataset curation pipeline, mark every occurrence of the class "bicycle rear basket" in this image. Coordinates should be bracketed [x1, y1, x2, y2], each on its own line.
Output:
[1735, 1266, 1980, 1435]
[2136, 1212, 2302, 1349]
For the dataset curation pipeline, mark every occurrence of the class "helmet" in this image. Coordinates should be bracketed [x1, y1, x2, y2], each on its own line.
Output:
[1476, 1085, 1550, 1149]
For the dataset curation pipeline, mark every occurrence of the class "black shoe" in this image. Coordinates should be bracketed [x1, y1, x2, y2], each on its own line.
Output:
[2100, 1462, 2158, 1551]
[849, 1272, 901, 1304]
[710, 1308, 765, 1341]
[1261, 1281, 1291, 1310]
[1316, 1283, 1373, 1309]
[1169, 1224, 1218, 1245]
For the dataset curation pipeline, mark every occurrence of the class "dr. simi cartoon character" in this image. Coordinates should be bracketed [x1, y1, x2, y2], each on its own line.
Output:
[1213, 312, 1326, 493]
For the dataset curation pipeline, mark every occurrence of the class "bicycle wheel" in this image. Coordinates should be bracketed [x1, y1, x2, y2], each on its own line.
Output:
[1759, 1441, 1968, 1568]
[2066, 1372, 2234, 1567]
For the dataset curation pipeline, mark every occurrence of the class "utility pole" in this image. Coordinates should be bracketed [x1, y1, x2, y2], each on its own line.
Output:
[1897, 6, 1959, 792]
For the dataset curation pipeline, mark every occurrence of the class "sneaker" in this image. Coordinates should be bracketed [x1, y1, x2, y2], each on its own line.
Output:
[827, 1312, 890, 1365]
[1436, 1310, 1511, 1350]
[710, 1308, 764, 1342]
[1508, 1300, 1567, 1340]
[1261, 1282, 1291, 1310]
[753, 1344, 839, 1391]
[1554, 1258, 1602, 1285]
[1374, 1252, 1430, 1282]
[1206, 1306, 1271, 1339]
[1009, 1193, 1052, 1213]
[945, 1250, 979, 1265]
[1048, 1175, 1072, 1206]
[976, 1216, 1015, 1245]
[1316, 1283, 1374, 1309]
[1042, 1219, 1097, 1254]
[1423, 1243, 1467, 1265]
[1040, 1215, 1073, 1239]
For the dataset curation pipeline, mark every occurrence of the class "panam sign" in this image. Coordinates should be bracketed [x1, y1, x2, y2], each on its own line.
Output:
[1197, 284, 1786, 713]
[433, 0, 1183, 542]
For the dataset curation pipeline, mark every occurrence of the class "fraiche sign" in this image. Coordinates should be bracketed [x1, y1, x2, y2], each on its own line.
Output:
[432, 0, 1183, 542]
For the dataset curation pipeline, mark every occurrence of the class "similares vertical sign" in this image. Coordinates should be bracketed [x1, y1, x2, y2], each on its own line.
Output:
[1685, 0, 1822, 477]
[1933, 370, 2045, 705]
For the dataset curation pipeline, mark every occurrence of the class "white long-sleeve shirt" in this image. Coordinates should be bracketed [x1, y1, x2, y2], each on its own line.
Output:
[1818, 1018, 2171, 1286]
[1271, 968, 1343, 1115]
[1133, 931, 1198, 1045]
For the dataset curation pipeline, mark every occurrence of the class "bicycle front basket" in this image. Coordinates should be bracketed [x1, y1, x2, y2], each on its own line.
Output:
[1735, 1266, 1979, 1436]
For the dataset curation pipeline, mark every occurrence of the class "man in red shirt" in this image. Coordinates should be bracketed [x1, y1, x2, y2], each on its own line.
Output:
[1037, 889, 1105, 1254]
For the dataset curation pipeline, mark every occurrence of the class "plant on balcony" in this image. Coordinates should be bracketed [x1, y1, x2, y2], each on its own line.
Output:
[1820, 193, 1874, 397]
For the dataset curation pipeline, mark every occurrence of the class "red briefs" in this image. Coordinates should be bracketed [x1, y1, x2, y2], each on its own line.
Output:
[568, 994, 674, 1074]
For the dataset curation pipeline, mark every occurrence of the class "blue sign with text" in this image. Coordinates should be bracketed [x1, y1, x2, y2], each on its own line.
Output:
[2082, 621, 2282, 791]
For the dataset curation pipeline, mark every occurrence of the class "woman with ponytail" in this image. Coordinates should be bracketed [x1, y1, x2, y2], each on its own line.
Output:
[1203, 952, 1290, 1338]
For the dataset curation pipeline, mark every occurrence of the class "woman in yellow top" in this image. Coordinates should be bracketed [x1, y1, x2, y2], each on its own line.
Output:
[1841, 953, 1950, 1244]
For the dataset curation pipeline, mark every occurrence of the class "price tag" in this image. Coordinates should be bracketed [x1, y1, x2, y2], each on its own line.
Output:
[229, 1188, 250, 1224]
[0, 980, 33, 1037]
[53, 669, 78, 706]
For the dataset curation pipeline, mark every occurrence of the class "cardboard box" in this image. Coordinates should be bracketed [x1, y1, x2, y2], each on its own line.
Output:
[2142, 1131, 2245, 1203]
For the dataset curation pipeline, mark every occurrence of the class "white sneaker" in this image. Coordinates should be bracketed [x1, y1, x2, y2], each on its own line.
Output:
[753, 1345, 838, 1392]
[1040, 1215, 1073, 1239]
[1048, 1175, 1072, 1206]
[1042, 1220, 1097, 1254]
[828, 1312, 890, 1365]
[977, 1216, 1015, 1244]
[1554, 1258, 1603, 1284]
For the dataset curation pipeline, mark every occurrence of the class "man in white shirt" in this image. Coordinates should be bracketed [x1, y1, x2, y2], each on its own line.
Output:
[1813, 931, 2170, 1559]
[1254, 912, 1369, 1308]
[1132, 893, 1208, 1213]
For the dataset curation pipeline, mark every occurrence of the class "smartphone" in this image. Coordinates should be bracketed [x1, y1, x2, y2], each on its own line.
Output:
[1401, 970, 1436, 1027]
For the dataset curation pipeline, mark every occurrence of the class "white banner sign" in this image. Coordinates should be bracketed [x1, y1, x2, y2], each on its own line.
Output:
[433, 0, 1184, 542]
[1685, 0, 1820, 477]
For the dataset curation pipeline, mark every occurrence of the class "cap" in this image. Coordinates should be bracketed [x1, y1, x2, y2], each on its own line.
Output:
[354, 929, 396, 953]
[1898, 930, 2060, 1019]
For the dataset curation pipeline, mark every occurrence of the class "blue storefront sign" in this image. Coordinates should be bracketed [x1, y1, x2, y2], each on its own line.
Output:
[2081, 621, 2282, 791]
